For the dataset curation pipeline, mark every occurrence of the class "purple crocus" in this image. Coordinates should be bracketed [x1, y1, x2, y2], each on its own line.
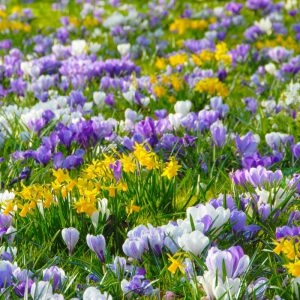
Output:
[0, 260, 12, 288]
[86, 234, 106, 262]
[43, 266, 66, 290]
[61, 227, 79, 255]
[205, 245, 250, 278]
[210, 123, 227, 148]
[122, 238, 145, 261]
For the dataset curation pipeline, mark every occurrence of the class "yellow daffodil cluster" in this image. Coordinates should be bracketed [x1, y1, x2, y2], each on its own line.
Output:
[192, 43, 232, 67]
[1, 144, 181, 219]
[256, 36, 300, 53]
[0, 7, 31, 32]
[169, 18, 215, 35]
[194, 77, 229, 97]
[274, 237, 300, 277]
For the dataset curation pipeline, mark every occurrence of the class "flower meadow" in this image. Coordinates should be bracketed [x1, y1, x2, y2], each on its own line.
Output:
[1, 0, 300, 299]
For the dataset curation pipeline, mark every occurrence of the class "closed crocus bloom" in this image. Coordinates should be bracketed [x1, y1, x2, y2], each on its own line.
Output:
[174, 100, 192, 116]
[178, 230, 209, 256]
[86, 234, 106, 262]
[61, 227, 79, 255]
[122, 237, 145, 260]
[210, 122, 227, 147]
[206, 245, 249, 279]
[0, 260, 12, 289]
[83, 287, 112, 300]
[43, 266, 66, 290]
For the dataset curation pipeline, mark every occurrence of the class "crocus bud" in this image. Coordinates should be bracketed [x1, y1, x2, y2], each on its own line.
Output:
[86, 234, 106, 262]
[61, 227, 79, 255]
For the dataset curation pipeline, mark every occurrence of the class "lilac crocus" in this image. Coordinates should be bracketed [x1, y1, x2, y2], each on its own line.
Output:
[61, 227, 79, 255]
[0, 260, 12, 288]
[210, 123, 227, 147]
[43, 266, 66, 290]
[235, 132, 258, 156]
[122, 238, 145, 260]
[86, 234, 106, 262]
[205, 245, 250, 278]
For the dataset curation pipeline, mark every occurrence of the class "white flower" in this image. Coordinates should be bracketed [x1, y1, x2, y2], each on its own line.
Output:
[71, 40, 87, 56]
[31, 281, 53, 300]
[117, 43, 131, 57]
[123, 90, 135, 104]
[174, 100, 192, 116]
[83, 287, 112, 300]
[265, 63, 276, 75]
[254, 17, 272, 35]
[169, 113, 183, 130]
[0, 190, 15, 202]
[91, 198, 110, 228]
[285, 0, 297, 10]
[187, 203, 230, 230]
[93, 92, 106, 108]
[103, 12, 126, 28]
[89, 43, 101, 53]
[199, 271, 240, 300]
[178, 230, 209, 256]
[284, 81, 300, 105]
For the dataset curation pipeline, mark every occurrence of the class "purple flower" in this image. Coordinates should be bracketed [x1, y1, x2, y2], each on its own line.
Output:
[86, 234, 106, 262]
[206, 245, 250, 278]
[210, 123, 226, 147]
[122, 238, 145, 260]
[61, 227, 79, 255]
[226, 2, 243, 14]
[243, 97, 258, 114]
[235, 132, 258, 156]
[110, 161, 122, 182]
[0, 260, 12, 288]
[246, 0, 271, 10]
[292, 143, 300, 158]
[275, 225, 300, 239]
[121, 275, 153, 297]
[43, 266, 66, 290]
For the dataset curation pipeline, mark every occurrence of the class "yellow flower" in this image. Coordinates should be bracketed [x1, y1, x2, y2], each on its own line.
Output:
[169, 53, 188, 67]
[74, 198, 97, 216]
[133, 143, 159, 170]
[194, 77, 229, 97]
[284, 261, 300, 277]
[155, 58, 166, 70]
[162, 157, 181, 180]
[215, 42, 232, 65]
[153, 85, 166, 98]
[52, 169, 70, 184]
[120, 154, 137, 173]
[167, 253, 186, 274]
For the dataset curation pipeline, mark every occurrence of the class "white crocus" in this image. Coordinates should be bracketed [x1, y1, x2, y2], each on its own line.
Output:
[187, 204, 230, 230]
[174, 100, 192, 116]
[71, 40, 87, 56]
[178, 230, 209, 256]
[117, 43, 131, 57]
[31, 281, 53, 300]
[265, 63, 277, 75]
[93, 92, 106, 108]
[254, 17, 272, 35]
[199, 271, 241, 300]
[83, 287, 112, 300]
